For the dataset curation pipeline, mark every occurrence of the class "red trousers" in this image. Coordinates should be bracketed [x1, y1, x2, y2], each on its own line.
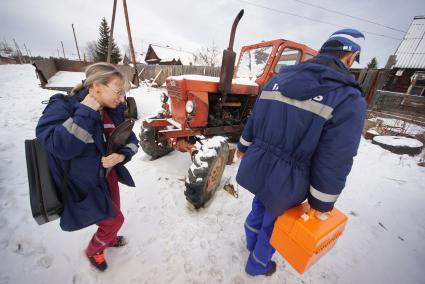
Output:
[85, 169, 124, 256]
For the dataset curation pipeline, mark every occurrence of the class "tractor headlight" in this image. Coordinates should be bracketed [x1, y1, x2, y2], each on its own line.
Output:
[160, 92, 168, 103]
[185, 100, 196, 114]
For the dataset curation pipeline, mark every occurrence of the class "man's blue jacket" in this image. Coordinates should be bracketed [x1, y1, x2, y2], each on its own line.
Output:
[36, 89, 139, 231]
[236, 54, 366, 216]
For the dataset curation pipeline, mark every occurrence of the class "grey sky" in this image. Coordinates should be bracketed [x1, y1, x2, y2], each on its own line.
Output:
[1, 0, 423, 67]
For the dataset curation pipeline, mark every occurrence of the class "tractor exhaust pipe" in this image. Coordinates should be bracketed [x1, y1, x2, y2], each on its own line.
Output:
[218, 9, 244, 102]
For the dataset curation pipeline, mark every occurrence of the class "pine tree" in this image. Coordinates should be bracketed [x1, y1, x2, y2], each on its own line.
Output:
[94, 17, 122, 64]
[367, 57, 378, 69]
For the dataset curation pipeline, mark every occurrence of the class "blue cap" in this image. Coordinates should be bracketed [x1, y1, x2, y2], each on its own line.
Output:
[320, 28, 365, 63]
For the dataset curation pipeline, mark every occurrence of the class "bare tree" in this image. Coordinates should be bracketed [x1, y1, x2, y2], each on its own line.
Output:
[84, 41, 97, 62]
[193, 42, 220, 67]
[0, 40, 14, 57]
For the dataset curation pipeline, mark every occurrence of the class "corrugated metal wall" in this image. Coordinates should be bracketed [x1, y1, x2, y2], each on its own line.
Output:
[394, 16, 425, 69]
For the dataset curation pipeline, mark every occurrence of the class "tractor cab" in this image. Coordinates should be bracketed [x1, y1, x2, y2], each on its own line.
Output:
[235, 39, 317, 89]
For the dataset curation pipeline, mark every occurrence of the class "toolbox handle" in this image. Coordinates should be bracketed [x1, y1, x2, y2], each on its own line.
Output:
[301, 209, 329, 221]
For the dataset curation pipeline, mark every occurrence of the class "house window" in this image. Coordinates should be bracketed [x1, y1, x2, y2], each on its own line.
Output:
[395, 69, 404, 76]
[408, 72, 425, 96]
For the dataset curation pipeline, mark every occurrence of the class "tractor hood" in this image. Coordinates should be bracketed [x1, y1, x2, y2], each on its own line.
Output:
[166, 75, 259, 99]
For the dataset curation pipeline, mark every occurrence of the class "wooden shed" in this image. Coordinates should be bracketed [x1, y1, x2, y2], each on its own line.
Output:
[144, 44, 193, 65]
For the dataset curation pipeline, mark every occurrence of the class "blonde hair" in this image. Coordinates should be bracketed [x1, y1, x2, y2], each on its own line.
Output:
[70, 62, 131, 96]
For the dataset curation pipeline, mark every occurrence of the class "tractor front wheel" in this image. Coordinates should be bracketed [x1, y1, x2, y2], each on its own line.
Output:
[184, 137, 229, 208]
[139, 126, 173, 160]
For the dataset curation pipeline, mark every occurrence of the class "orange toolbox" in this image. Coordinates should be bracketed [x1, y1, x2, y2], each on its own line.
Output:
[270, 202, 348, 274]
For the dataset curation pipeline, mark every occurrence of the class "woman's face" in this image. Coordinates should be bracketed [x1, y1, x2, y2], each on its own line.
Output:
[92, 76, 126, 108]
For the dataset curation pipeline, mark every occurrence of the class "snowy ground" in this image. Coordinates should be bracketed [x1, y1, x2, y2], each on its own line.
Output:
[0, 64, 424, 284]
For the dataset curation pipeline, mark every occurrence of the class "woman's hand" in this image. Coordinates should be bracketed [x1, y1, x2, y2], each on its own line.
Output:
[235, 149, 245, 160]
[101, 153, 125, 168]
[81, 93, 101, 111]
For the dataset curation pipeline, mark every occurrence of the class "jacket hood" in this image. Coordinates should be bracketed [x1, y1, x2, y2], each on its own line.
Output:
[275, 53, 361, 100]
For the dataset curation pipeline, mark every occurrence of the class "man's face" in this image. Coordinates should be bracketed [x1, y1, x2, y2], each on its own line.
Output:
[346, 51, 360, 68]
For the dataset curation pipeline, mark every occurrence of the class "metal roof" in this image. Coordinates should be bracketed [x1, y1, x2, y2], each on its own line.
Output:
[394, 16, 425, 69]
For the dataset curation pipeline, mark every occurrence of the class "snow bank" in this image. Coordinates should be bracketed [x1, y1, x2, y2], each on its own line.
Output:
[369, 117, 425, 136]
[45, 71, 85, 88]
[373, 136, 424, 147]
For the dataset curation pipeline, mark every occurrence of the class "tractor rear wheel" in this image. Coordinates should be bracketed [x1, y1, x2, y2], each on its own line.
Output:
[125, 97, 138, 119]
[184, 137, 229, 208]
[139, 126, 173, 160]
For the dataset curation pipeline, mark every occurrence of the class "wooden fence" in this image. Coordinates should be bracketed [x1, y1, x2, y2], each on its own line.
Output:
[370, 90, 425, 124]
[136, 64, 221, 86]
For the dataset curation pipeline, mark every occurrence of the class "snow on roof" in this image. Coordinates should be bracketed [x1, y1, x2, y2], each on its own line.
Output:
[45, 71, 85, 88]
[150, 45, 194, 65]
[394, 16, 425, 69]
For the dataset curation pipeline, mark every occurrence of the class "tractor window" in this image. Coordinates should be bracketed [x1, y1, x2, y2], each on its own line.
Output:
[236, 46, 273, 80]
[304, 54, 315, 61]
[274, 48, 301, 73]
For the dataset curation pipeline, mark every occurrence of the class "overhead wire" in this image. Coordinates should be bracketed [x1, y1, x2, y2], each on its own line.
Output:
[294, 0, 407, 33]
[236, 0, 403, 41]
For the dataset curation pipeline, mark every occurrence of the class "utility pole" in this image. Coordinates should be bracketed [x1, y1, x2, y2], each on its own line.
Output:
[107, 0, 118, 63]
[23, 44, 32, 63]
[123, 0, 139, 86]
[13, 39, 23, 64]
[72, 24, 81, 61]
[61, 41, 66, 58]
[57, 47, 60, 58]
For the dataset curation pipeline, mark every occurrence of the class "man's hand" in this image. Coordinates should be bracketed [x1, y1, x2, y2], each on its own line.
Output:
[307, 203, 330, 221]
[102, 153, 125, 168]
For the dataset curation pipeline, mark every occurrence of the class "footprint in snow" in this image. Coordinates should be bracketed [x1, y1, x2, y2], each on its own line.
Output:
[36, 255, 53, 269]
[208, 267, 224, 282]
[232, 254, 240, 263]
[184, 261, 193, 273]
[231, 276, 245, 284]
[13, 240, 46, 257]
[208, 252, 217, 264]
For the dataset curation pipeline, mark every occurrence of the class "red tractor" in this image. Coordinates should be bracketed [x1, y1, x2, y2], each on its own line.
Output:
[140, 10, 317, 208]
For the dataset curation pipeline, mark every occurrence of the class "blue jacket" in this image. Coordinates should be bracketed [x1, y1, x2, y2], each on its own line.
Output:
[36, 89, 139, 231]
[236, 54, 366, 216]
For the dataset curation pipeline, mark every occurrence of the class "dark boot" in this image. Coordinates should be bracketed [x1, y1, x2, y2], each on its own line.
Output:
[87, 251, 107, 271]
[264, 261, 277, 276]
[111, 236, 128, 248]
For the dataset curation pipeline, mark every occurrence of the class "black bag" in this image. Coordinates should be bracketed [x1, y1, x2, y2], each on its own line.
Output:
[105, 119, 135, 176]
[106, 119, 135, 155]
[25, 138, 68, 225]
